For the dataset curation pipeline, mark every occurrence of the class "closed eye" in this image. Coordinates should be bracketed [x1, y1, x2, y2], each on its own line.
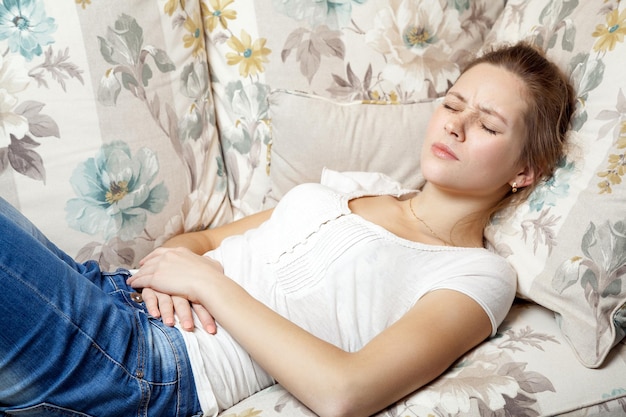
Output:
[481, 123, 498, 135]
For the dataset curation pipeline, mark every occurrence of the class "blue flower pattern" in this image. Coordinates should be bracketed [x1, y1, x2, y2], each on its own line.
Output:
[273, 0, 368, 29]
[527, 159, 575, 212]
[0, 0, 56, 60]
[66, 142, 169, 242]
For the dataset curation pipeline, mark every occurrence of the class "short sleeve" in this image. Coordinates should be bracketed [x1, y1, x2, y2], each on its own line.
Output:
[428, 251, 517, 337]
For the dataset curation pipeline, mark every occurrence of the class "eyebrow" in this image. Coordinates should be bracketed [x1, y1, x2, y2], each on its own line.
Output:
[447, 91, 509, 127]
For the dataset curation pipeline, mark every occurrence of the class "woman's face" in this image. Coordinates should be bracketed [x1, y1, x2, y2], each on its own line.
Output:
[420, 63, 532, 199]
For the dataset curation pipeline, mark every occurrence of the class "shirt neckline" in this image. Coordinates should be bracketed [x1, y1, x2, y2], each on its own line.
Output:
[338, 193, 489, 253]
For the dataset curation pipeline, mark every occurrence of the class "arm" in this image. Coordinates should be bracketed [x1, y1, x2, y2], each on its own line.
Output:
[161, 208, 274, 253]
[203, 279, 491, 417]
[141, 209, 273, 332]
[129, 249, 492, 417]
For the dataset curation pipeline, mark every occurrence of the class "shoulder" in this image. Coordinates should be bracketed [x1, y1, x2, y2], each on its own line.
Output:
[430, 248, 517, 336]
[431, 247, 514, 277]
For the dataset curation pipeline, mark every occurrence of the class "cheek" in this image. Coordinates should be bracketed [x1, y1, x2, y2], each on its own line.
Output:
[472, 139, 516, 164]
[468, 141, 521, 182]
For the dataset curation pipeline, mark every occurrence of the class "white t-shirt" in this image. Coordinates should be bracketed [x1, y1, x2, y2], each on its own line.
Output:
[177, 170, 517, 416]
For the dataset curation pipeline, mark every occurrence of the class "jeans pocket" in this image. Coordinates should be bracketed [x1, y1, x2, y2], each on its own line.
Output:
[4, 403, 94, 417]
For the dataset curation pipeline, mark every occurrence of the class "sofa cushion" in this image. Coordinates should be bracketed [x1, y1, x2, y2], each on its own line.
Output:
[265, 90, 437, 205]
[482, 0, 626, 368]
[0, 0, 230, 269]
[202, 0, 505, 215]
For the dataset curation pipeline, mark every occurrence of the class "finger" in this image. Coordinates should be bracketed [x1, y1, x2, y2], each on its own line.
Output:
[156, 292, 176, 327]
[173, 296, 195, 331]
[193, 303, 217, 334]
[126, 267, 147, 287]
[126, 262, 157, 288]
[141, 288, 161, 318]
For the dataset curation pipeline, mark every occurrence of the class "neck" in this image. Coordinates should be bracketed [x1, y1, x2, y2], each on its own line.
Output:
[410, 182, 503, 248]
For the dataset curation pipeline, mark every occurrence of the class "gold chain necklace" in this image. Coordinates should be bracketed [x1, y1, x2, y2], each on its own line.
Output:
[408, 197, 452, 246]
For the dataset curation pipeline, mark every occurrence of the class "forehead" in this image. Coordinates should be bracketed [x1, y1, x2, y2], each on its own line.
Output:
[449, 63, 528, 126]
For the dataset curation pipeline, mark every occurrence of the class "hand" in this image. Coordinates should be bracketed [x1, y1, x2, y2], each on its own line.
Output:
[141, 288, 217, 334]
[127, 247, 224, 328]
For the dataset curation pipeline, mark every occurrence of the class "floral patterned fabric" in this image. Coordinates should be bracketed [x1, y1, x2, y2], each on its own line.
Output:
[482, 0, 626, 369]
[0, 0, 230, 269]
[2, 0, 626, 416]
[202, 0, 505, 216]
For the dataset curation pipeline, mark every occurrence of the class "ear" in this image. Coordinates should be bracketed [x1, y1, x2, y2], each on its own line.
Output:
[510, 165, 536, 189]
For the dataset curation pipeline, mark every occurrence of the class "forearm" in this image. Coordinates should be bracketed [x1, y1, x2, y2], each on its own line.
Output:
[200, 275, 490, 417]
[160, 230, 215, 254]
[160, 209, 274, 255]
[200, 273, 389, 417]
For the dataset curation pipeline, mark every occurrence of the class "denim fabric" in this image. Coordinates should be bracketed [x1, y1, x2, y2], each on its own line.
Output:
[0, 197, 203, 417]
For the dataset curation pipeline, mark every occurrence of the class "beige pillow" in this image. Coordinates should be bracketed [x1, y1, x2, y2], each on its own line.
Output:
[265, 90, 437, 205]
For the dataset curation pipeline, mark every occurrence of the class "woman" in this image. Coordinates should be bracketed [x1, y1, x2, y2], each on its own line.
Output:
[0, 42, 575, 417]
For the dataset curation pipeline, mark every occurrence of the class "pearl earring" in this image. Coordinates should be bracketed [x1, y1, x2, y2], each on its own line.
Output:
[511, 182, 518, 193]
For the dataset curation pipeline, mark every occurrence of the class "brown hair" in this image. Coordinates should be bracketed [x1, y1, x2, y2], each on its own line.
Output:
[462, 42, 577, 219]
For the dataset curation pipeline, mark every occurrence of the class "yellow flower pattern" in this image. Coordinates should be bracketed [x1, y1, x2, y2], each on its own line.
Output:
[221, 408, 263, 417]
[75, 0, 91, 9]
[164, 0, 186, 16]
[592, 7, 626, 52]
[203, 0, 237, 32]
[183, 12, 206, 58]
[594, 6, 626, 194]
[226, 30, 271, 77]
[598, 121, 626, 194]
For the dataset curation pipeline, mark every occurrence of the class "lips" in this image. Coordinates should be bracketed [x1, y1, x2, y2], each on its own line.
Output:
[431, 143, 459, 160]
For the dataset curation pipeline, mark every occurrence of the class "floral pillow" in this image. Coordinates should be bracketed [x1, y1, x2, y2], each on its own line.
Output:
[483, 0, 626, 368]
[0, 0, 229, 269]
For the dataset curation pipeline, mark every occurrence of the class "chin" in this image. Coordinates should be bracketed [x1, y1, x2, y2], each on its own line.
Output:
[420, 163, 454, 184]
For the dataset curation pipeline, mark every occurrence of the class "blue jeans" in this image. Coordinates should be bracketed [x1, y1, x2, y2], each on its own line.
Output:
[0, 198, 203, 417]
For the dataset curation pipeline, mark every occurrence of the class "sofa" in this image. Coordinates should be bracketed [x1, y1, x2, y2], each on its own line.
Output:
[1, 0, 625, 415]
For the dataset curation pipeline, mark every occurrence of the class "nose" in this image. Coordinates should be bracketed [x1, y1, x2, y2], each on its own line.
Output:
[444, 116, 465, 141]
